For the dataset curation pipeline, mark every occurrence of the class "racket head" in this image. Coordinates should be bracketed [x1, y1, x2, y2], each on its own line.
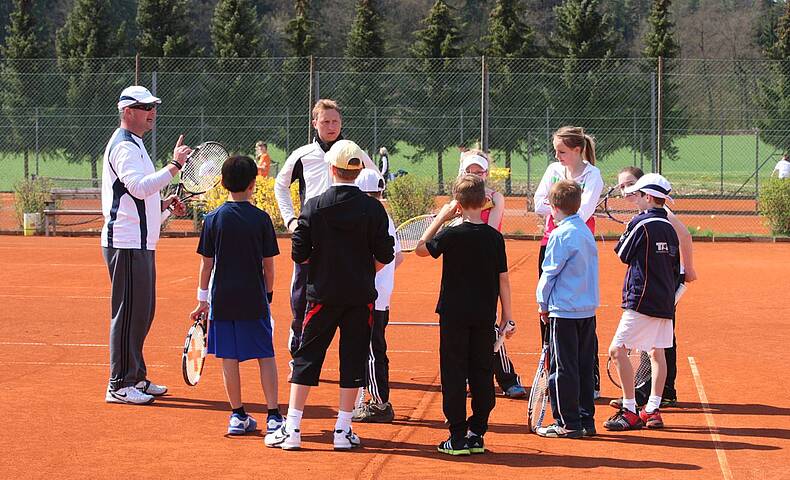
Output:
[395, 214, 436, 252]
[182, 313, 208, 386]
[527, 344, 550, 433]
[606, 349, 651, 390]
[180, 141, 228, 195]
[594, 186, 629, 225]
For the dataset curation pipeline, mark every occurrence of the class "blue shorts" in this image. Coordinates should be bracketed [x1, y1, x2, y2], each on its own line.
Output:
[207, 316, 274, 361]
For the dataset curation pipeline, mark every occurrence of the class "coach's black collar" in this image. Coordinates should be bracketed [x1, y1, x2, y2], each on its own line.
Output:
[316, 133, 344, 153]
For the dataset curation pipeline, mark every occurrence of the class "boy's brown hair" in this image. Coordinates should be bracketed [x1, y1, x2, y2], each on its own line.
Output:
[453, 174, 486, 209]
[332, 165, 362, 181]
[549, 179, 582, 215]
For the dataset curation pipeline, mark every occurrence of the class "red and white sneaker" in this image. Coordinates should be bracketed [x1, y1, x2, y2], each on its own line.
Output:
[603, 409, 644, 431]
[639, 408, 664, 429]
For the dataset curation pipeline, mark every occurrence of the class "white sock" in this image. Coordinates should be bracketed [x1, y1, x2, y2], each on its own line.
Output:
[286, 408, 303, 432]
[646, 395, 662, 413]
[335, 410, 353, 432]
[622, 398, 637, 414]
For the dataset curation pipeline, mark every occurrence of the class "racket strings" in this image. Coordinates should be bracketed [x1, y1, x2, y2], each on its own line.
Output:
[181, 143, 227, 193]
[395, 216, 435, 252]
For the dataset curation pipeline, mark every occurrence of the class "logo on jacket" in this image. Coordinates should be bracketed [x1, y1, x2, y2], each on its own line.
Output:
[656, 242, 669, 252]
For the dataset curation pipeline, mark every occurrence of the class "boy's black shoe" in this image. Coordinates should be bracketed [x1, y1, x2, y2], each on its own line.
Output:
[352, 402, 395, 423]
[437, 437, 471, 456]
[582, 425, 597, 437]
[466, 434, 485, 454]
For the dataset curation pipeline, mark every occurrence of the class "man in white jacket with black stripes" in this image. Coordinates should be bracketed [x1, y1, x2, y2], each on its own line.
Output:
[101, 85, 192, 405]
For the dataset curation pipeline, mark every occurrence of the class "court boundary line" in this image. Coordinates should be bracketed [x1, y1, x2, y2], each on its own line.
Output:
[688, 356, 734, 480]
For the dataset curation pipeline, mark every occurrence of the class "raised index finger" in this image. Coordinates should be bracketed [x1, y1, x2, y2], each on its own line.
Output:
[175, 134, 184, 148]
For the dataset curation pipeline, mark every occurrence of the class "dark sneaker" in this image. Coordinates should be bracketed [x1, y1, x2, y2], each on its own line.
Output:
[582, 425, 597, 437]
[266, 412, 284, 434]
[639, 408, 665, 429]
[504, 384, 527, 398]
[466, 434, 485, 454]
[604, 409, 644, 431]
[437, 437, 470, 456]
[353, 402, 394, 423]
[227, 413, 257, 435]
[660, 397, 677, 408]
[536, 424, 584, 438]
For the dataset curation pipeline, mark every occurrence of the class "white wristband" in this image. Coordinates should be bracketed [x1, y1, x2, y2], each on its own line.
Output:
[197, 288, 209, 302]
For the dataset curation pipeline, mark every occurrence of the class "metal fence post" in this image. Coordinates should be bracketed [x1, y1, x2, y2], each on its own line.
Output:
[308, 56, 314, 143]
[650, 72, 657, 173]
[657, 56, 664, 174]
[286, 107, 290, 154]
[373, 106, 378, 154]
[720, 126, 724, 196]
[200, 106, 205, 144]
[755, 128, 760, 209]
[151, 70, 157, 164]
[459, 106, 464, 145]
[546, 106, 551, 166]
[35, 108, 40, 176]
[480, 56, 489, 152]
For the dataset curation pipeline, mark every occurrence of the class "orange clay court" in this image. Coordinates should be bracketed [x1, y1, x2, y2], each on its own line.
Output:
[0, 236, 788, 480]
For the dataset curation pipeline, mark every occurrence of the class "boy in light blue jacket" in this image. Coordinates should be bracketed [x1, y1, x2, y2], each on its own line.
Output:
[535, 180, 600, 438]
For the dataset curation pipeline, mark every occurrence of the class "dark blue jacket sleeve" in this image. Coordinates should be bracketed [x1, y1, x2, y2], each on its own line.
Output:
[291, 200, 313, 264]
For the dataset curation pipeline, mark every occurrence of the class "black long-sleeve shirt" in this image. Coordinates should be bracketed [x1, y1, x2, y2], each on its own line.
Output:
[291, 184, 394, 305]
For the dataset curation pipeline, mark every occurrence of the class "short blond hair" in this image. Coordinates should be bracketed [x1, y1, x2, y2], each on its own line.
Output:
[312, 99, 340, 120]
[549, 180, 582, 215]
[453, 174, 486, 210]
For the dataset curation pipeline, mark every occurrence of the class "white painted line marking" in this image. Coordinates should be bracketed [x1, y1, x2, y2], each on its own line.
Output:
[4, 361, 168, 367]
[688, 356, 734, 480]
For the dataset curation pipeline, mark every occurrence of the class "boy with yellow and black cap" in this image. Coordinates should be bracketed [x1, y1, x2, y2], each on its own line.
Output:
[265, 140, 394, 451]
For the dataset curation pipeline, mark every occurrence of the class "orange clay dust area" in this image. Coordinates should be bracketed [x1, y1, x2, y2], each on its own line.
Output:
[0, 236, 788, 480]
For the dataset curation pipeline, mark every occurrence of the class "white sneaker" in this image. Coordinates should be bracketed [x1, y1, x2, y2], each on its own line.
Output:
[333, 427, 361, 450]
[105, 386, 155, 405]
[264, 425, 301, 450]
[135, 380, 168, 396]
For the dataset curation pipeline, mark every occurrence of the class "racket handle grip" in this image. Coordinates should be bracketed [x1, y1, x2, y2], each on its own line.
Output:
[493, 320, 516, 352]
[674, 283, 687, 305]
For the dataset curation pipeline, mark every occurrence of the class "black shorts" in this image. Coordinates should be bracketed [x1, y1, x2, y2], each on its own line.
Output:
[290, 303, 373, 388]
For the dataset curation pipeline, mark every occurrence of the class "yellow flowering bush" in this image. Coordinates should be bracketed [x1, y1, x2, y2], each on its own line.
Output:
[203, 176, 300, 232]
[487, 167, 510, 193]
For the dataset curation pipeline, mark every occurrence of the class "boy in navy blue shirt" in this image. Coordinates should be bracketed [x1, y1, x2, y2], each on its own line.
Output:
[605, 173, 680, 431]
[415, 174, 515, 456]
[535, 180, 600, 438]
[190, 155, 283, 436]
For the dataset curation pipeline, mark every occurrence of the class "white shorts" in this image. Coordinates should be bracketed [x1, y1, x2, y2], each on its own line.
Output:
[610, 309, 673, 352]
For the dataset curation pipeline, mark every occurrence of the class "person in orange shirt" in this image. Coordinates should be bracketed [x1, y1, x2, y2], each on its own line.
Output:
[256, 141, 272, 177]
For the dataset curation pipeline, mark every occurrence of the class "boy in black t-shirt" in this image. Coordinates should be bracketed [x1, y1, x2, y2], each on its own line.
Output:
[264, 140, 394, 451]
[190, 155, 282, 436]
[415, 174, 516, 456]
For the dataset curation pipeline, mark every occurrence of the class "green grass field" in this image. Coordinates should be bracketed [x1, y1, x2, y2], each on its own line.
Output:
[0, 134, 782, 195]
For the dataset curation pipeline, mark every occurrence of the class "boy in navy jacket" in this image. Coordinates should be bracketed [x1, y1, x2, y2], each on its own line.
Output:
[605, 173, 680, 431]
[535, 180, 600, 438]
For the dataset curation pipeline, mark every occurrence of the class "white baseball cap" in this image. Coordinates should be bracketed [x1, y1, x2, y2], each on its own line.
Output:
[117, 85, 161, 112]
[624, 173, 673, 202]
[355, 168, 385, 193]
[459, 154, 489, 175]
[326, 140, 365, 170]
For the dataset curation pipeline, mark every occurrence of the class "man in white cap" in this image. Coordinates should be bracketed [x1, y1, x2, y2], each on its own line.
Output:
[605, 173, 680, 431]
[265, 140, 394, 451]
[102, 85, 192, 405]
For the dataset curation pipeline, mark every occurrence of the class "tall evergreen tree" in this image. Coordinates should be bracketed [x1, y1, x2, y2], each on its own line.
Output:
[211, 0, 264, 58]
[642, 0, 679, 58]
[1, 0, 47, 179]
[549, 0, 619, 59]
[754, 0, 782, 56]
[409, 0, 466, 193]
[56, 0, 128, 182]
[136, 0, 198, 57]
[285, 0, 317, 57]
[483, 0, 536, 58]
[757, 1, 790, 152]
[345, 0, 385, 58]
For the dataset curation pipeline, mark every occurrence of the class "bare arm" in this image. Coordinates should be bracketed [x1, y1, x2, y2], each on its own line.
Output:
[190, 255, 215, 320]
[487, 190, 505, 230]
[666, 210, 697, 282]
[498, 272, 515, 337]
[263, 256, 275, 295]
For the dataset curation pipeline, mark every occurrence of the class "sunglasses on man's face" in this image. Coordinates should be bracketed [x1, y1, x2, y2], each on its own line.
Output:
[128, 103, 156, 111]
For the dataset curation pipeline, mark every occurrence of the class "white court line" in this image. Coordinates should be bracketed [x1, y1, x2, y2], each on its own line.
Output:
[688, 356, 734, 480]
[5, 361, 168, 367]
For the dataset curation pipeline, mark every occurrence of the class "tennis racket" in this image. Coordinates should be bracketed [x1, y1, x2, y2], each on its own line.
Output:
[493, 320, 516, 352]
[172, 141, 228, 206]
[594, 187, 628, 225]
[395, 214, 463, 253]
[606, 349, 651, 390]
[527, 328, 550, 433]
[182, 312, 209, 386]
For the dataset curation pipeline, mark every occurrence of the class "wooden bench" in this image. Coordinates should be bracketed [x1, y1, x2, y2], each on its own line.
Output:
[43, 187, 102, 236]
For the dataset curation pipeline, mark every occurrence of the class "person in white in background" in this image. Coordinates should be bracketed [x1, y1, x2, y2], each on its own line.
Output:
[772, 154, 790, 179]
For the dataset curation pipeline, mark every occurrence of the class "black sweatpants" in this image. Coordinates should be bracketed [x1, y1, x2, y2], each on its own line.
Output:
[547, 316, 597, 431]
[493, 325, 522, 391]
[440, 316, 496, 441]
[288, 262, 309, 354]
[366, 309, 391, 404]
[539, 245, 601, 391]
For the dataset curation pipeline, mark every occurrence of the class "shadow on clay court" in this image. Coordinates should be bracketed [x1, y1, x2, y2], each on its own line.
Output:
[663, 402, 790, 416]
[359, 438, 702, 470]
[592, 431, 779, 451]
[318, 377, 441, 394]
[661, 425, 790, 441]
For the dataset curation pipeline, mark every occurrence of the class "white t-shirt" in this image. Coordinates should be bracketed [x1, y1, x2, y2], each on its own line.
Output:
[375, 215, 401, 311]
[774, 159, 790, 179]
